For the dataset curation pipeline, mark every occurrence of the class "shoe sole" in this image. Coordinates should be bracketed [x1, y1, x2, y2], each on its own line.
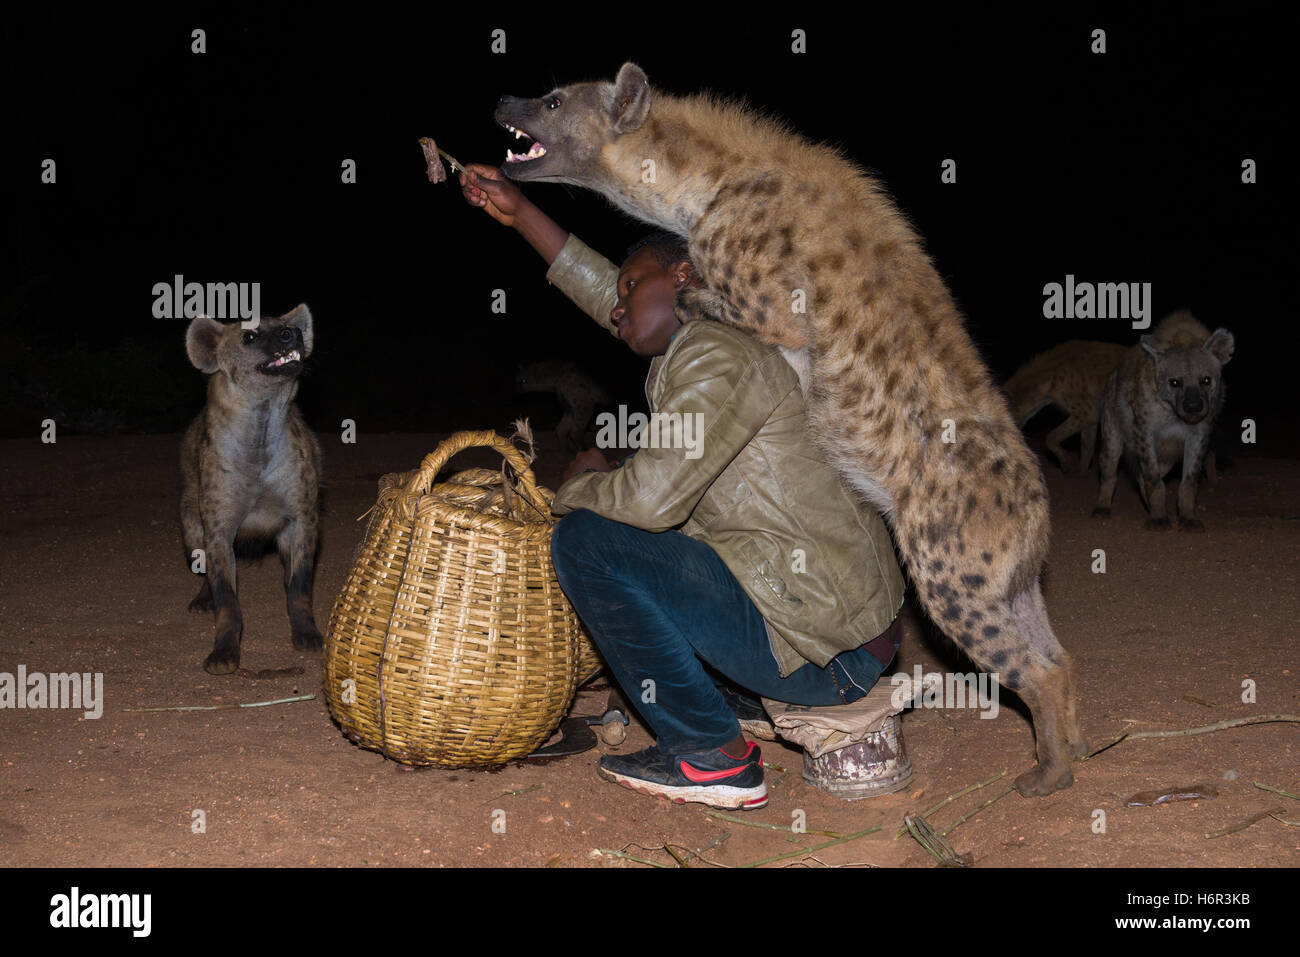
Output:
[597, 766, 768, 810]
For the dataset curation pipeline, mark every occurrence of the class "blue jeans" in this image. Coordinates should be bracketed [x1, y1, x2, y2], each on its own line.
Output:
[550, 508, 895, 754]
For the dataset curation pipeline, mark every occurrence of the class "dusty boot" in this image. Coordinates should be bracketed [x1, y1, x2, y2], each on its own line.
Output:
[801, 714, 913, 799]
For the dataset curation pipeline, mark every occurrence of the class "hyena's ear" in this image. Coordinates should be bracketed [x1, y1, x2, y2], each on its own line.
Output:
[1139, 334, 1165, 361]
[283, 303, 314, 357]
[610, 62, 650, 133]
[185, 316, 225, 374]
[1204, 327, 1234, 366]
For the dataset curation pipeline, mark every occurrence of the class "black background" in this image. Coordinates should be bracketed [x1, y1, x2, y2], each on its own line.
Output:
[4, 6, 1293, 453]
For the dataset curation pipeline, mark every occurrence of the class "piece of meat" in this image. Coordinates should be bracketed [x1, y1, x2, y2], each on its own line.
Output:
[419, 137, 447, 183]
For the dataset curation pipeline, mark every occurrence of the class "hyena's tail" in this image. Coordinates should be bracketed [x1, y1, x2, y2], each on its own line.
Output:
[1000, 370, 1053, 428]
[1001, 349, 1065, 427]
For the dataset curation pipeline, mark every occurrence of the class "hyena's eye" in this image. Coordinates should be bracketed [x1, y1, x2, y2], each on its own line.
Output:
[242, 330, 258, 345]
[545, 95, 561, 110]
[1169, 377, 1181, 388]
[1201, 375, 1212, 386]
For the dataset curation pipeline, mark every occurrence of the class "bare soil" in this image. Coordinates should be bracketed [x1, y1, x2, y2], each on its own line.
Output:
[1, 432, 1296, 868]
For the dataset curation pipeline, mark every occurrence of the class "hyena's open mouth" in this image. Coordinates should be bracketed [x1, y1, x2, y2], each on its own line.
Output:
[258, 349, 302, 375]
[500, 123, 547, 166]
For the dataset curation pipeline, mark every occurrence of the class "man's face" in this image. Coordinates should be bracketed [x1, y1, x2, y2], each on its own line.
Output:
[611, 248, 691, 357]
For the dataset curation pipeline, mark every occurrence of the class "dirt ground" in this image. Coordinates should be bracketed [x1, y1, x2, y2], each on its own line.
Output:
[1, 431, 1296, 869]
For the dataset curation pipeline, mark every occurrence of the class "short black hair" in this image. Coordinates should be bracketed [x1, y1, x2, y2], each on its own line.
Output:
[624, 230, 692, 270]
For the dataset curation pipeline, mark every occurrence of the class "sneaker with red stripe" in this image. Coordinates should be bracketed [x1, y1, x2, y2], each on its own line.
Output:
[596, 742, 768, 810]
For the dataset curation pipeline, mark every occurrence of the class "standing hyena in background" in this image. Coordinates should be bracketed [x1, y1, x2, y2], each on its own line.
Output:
[181, 305, 324, 675]
[1004, 341, 1128, 474]
[1093, 310, 1234, 532]
[515, 360, 612, 451]
[495, 63, 1085, 795]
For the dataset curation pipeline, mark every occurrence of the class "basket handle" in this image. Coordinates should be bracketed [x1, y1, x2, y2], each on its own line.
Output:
[402, 430, 551, 517]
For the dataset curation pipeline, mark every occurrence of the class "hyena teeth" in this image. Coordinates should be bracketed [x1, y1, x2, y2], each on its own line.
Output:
[266, 349, 301, 369]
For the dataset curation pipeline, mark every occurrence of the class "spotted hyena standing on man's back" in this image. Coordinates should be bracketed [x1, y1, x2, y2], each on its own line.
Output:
[181, 305, 324, 675]
[1092, 310, 1234, 532]
[515, 360, 612, 451]
[494, 63, 1086, 795]
[1004, 340, 1128, 474]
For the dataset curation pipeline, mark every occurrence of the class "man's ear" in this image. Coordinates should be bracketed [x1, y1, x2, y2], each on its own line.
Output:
[672, 260, 699, 290]
[282, 303, 314, 357]
[610, 62, 650, 133]
[185, 316, 225, 374]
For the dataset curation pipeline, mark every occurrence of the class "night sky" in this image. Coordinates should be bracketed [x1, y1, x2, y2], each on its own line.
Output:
[4, 7, 1293, 453]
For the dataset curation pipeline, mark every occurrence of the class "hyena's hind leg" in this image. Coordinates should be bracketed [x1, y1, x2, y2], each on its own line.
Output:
[1078, 421, 1100, 476]
[952, 581, 1085, 796]
[1092, 404, 1124, 518]
[1044, 416, 1084, 473]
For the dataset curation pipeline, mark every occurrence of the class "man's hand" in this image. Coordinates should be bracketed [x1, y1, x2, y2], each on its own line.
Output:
[459, 164, 525, 227]
[458, 163, 569, 265]
[562, 448, 616, 483]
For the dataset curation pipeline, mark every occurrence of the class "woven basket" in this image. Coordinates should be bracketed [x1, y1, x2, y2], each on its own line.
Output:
[323, 429, 603, 768]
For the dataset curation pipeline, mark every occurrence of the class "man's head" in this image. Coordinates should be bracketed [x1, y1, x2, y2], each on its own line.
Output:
[612, 231, 698, 357]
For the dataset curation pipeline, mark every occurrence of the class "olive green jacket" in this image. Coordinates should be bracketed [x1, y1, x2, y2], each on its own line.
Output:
[547, 234, 905, 677]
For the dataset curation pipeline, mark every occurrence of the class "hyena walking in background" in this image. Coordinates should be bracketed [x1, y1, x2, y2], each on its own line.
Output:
[1004, 340, 1128, 474]
[495, 63, 1085, 795]
[515, 360, 611, 451]
[1093, 310, 1234, 532]
[181, 305, 324, 675]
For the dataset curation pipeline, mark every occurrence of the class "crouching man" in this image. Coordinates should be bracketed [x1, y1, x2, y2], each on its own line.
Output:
[460, 165, 905, 811]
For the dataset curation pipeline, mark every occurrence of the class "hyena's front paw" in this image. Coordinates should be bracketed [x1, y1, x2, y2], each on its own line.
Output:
[203, 645, 240, 675]
[292, 622, 324, 653]
[1143, 517, 1173, 531]
[1014, 762, 1075, 797]
[1177, 517, 1206, 533]
[1090, 507, 1111, 520]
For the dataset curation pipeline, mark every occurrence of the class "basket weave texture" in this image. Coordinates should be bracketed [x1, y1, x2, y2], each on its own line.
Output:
[323, 430, 602, 767]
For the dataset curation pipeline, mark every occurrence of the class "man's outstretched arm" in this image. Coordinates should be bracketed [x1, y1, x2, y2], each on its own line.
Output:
[459, 164, 619, 337]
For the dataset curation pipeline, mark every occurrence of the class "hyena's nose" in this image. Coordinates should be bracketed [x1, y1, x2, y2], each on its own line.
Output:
[496, 95, 526, 116]
[278, 327, 295, 345]
[1183, 392, 1204, 415]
